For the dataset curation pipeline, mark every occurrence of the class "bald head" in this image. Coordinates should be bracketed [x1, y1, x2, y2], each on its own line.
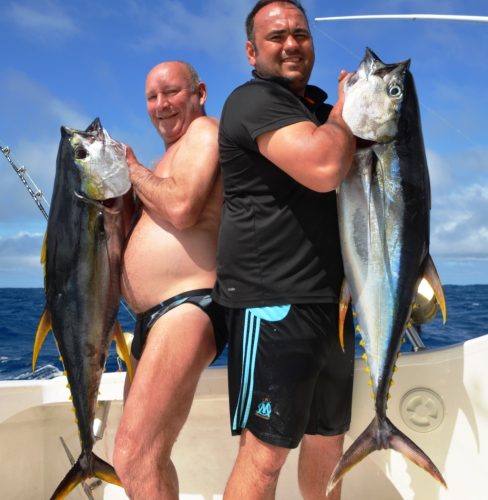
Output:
[144, 61, 208, 146]
[146, 61, 200, 93]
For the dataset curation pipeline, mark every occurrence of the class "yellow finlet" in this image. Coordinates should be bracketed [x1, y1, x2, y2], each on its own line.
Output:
[338, 280, 351, 351]
[32, 308, 52, 371]
[113, 321, 133, 382]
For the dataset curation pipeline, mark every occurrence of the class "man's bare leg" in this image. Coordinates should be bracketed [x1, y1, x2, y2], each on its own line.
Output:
[298, 434, 345, 500]
[122, 354, 138, 401]
[113, 303, 216, 499]
[223, 429, 290, 500]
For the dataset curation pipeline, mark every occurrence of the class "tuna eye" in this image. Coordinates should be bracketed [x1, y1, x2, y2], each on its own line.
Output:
[74, 147, 88, 160]
[388, 85, 402, 99]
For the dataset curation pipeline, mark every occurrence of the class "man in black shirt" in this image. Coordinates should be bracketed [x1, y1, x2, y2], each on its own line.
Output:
[213, 1, 356, 498]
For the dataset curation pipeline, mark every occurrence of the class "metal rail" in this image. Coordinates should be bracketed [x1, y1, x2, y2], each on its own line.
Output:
[314, 14, 488, 24]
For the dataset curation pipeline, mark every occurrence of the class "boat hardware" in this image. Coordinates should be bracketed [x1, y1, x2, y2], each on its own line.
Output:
[314, 14, 488, 24]
[59, 436, 101, 499]
[0, 143, 49, 220]
[400, 388, 445, 433]
[93, 400, 111, 441]
[405, 326, 426, 352]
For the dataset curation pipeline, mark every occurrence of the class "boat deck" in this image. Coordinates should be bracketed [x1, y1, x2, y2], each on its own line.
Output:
[1, 334, 487, 499]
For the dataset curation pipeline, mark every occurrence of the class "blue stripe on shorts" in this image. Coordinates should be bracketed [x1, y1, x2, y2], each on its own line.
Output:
[232, 304, 291, 431]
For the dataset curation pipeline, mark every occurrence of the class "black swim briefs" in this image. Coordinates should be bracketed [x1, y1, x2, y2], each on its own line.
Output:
[225, 302, 355, 449]
[131, 288, 227, 361]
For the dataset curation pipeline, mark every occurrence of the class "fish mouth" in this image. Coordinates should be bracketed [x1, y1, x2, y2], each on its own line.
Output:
[101, 197, 118, 208]
[355, 137, 376, 149]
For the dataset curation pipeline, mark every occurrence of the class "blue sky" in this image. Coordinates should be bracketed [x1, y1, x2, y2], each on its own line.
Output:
[0, 0, 487, 287]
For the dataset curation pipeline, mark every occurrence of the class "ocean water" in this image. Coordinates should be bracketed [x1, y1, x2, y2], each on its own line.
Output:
[0, 286, 487, 380]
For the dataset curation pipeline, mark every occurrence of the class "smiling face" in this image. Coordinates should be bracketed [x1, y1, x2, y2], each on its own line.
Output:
[145, 61, 206, 147]
[246, 2, 314, 95]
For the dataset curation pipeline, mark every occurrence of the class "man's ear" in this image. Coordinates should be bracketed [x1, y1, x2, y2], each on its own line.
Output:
[197, 82, 207, 105]
[246, 40, 256, 67]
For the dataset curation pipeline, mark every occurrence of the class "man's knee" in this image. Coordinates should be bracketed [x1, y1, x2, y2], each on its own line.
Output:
[113, 425, 135, 483]
[240, 430, 290, 478]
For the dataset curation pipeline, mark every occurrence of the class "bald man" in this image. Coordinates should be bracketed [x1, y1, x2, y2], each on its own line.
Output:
[113, 61, 226, 499]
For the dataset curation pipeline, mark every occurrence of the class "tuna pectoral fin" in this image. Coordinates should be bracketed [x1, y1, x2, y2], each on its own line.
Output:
[50, 452, 121, 500]
[32, 308, 52, 371]
[424, 254, 447, 324]
[113, 320, 133, 382]
[326, 415, 446, 496]
[338, 280, 352, 351]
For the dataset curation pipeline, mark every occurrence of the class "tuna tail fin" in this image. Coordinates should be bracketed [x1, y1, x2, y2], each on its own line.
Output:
[338, 280, 352, 351]
[50, 451, 121, 500]
[326, 415, 447, 496]
[32, 307, 52, 371]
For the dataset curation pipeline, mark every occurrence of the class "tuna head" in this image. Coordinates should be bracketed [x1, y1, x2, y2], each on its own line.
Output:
[61, 117, 131, 200]
[343, 48, 410, 143]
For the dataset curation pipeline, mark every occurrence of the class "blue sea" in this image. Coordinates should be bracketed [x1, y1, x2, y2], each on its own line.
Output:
[0, 286, 487, 380]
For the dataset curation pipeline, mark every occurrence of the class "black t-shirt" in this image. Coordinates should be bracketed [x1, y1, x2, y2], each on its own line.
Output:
[213, 73, 344, 307]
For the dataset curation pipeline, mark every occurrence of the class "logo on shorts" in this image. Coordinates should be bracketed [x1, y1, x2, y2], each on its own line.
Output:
[255, 397, 272, 420]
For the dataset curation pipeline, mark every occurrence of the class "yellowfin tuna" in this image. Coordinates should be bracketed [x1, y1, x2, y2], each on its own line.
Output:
[33, 118, 132, 499]
[328, 49, 447, 494]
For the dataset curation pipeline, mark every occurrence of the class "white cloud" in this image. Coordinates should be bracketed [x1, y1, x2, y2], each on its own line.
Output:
[431, 182, 488, 258]
[7, 1, 80, 38]
[128, 0, 250, 65]
[1, 71, 89, 129]
[0, 232, 44, 269]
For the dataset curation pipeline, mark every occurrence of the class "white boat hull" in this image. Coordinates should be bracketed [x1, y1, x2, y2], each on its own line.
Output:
[1, 334, 487, 499]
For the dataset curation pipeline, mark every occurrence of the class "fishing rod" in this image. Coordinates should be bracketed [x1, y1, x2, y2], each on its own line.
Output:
[314, 14, 488, 24]
[0, 143, 50, 220]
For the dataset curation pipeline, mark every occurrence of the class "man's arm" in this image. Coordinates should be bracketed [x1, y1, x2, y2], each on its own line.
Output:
[126, 116, 220, 230]
[256, 72, 356, 193]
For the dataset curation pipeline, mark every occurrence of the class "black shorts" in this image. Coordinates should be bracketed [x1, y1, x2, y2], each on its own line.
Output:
[131, 288, 227, 362]
[225, 303, 355, 449]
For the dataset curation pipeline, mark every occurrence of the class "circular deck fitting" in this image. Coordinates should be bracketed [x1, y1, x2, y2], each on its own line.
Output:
[400, 388, 444, 433]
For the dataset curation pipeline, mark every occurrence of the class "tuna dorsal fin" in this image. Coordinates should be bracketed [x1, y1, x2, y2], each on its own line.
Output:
[338, 280, 352, 351]
[113, 320, 133, 382]
[32, 308, 52, 371]
[423, 254, 447, 324]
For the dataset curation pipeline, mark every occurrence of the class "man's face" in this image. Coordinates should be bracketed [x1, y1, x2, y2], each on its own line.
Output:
[246, 2, 314, 95]
[145, 62, 204, 146]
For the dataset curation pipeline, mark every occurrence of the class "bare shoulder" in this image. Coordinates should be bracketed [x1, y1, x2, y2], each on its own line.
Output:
[172, 116, 219, 176]
[184, 116, 219, 145]
[188, 115, 219, 130]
